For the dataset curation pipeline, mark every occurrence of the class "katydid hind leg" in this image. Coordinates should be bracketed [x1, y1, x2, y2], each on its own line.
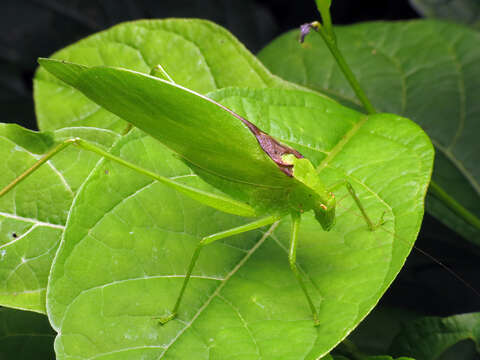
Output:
[289, 213, 320, 326]
[0, 138, 79, 198]
[158, 215, 280, 325]
[0, 137, 256, 218]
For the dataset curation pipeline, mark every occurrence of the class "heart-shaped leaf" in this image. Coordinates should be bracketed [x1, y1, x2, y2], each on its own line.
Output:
[34, 19, 294, 133]
[46, 87, 433, 359]
[390, 312, 480, 359]
[0, 124, 119, 312]
[258, 20, 480, 245]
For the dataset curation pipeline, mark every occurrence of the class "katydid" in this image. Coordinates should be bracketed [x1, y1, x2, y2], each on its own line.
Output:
[1, 59, 384, 326]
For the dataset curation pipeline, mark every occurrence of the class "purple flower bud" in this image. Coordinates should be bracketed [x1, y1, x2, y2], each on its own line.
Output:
[299, 22, 318, 43]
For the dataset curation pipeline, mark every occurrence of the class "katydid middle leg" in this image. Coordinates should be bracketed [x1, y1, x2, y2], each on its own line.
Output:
[327, 180, 385, 231]
[158, 215, 280, 324]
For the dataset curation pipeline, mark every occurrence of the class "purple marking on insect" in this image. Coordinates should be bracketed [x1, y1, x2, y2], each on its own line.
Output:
[239, 117, 303, 177]
[211, 99, 304, 177]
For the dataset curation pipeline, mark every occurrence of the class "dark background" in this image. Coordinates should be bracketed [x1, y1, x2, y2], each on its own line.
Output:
[1, 0, 478, 318]
[1, 0, 418, 130]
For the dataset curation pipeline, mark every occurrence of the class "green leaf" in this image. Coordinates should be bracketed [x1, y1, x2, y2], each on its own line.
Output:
[0, 307, 55, 359]
[331, 307, 419, 359]
[390, 312, 480, 360]
[46, 87, 433, 359]
[0, 124, 119, 312]
[410, 0, 480, 29]
[34, 19, 294, 133]
[258, 20, 480, 245]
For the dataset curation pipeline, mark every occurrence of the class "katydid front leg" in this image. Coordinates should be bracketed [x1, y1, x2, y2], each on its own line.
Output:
[327, 180, 385, 231]
[158, 215, 280, 324]
[289, 213, 320, 326]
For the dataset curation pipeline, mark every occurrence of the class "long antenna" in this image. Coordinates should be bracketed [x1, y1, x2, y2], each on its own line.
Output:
[409, 243, 480, 299]
[336, 195, 480, 300]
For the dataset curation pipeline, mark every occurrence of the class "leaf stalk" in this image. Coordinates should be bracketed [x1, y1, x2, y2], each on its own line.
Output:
[316, 29, 376, 114]
[430, 180, 480, 230]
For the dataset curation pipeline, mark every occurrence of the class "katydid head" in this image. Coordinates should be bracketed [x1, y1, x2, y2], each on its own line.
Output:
[313, 194, 336, 231]
[282, 154, 337, 231]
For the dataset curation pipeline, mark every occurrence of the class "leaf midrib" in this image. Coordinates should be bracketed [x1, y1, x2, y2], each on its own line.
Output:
[0, 212, 65, 230]
[316, 115, 368, 172]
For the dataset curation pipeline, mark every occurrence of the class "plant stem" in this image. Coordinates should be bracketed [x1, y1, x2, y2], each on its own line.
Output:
[316, 28, 376, 114]
[430, 180, 480, 230]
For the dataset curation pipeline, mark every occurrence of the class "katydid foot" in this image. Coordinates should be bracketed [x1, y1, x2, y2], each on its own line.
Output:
[370, 211, 386, 231]
[157, 312, 177, 325]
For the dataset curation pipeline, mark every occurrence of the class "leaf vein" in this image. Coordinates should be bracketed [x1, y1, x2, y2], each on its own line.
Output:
[0, 212, 65, 230]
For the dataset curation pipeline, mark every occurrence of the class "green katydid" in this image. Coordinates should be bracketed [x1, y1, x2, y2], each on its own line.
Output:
[1, 58, 387, 327]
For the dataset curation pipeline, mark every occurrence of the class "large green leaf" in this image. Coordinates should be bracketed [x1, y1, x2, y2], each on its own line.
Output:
[47, 88, 433, 359]
[33, 19, 294, 133]
[0, 124, 119, 312]
[258, 20, 480, 245]
[0, 307, 55, 359]
[410, 0, 480, 29]
[390, 312, 480, 360]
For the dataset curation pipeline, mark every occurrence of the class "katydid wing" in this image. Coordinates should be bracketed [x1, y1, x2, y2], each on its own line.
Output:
[38, 59, 342, 227]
